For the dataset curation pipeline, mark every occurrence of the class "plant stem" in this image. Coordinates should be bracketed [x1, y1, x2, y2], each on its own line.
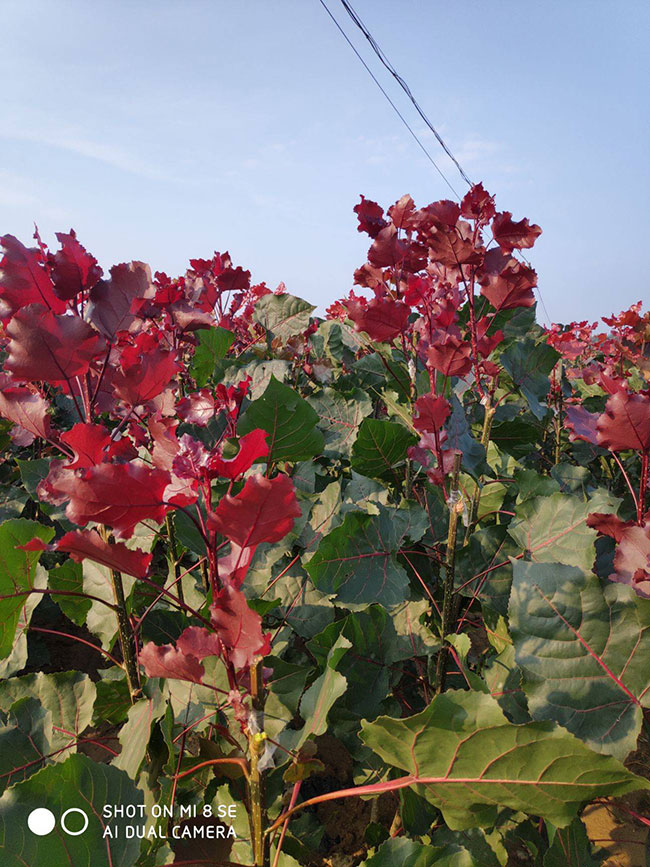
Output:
[639, 451, 649, 524]
[435, 452, 463, 694]
[248, 658, 268, 867]
[464, 401, 495, 542]
[110, 566, 141, 703]
[99, 525, 140, 701]
[165, 513, 185, 605]
[554, 362, 563, 466]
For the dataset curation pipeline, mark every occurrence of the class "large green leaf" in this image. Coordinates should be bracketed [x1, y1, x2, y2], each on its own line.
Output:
[280, 635, 350, 753]
[543, 818, 601, 866]
[306, 505, 427, 607]
[499, 339, 559, 419]
[0, 753, 143, 866]
[48, 560, 91, 627]
[253, 292, 315, 341]
[189, 326, 235, 387]
[112, 687, 166, 778]
[0, 519, 54, 660]
[309, 388, 373, 456]
[508, 490, 618, 571]
[360, 690, 649, 830]
[0, 697, 51, 794]
[351, 418, 416, 481]
[239, 376, 324, 462]
[361, 837, 473, 866]
[0, 671, 95, 754]
[509, 560, 650, 759]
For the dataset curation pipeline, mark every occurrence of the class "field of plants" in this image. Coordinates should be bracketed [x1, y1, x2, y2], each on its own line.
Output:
[0, 184, 649, 866]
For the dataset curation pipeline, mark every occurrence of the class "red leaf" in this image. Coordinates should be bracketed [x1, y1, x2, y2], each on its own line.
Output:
[0, 234, 67, 321]
[610, 522, 650, 598]
[172, 434, 210, 481]
[492, 211, 542, 252]
[168, 301, 215, 332]
[176, 390, 216, 426]
[140, 642, 205, 684]
[53, 461, 172, 538]
[49, 230, 102, 301]
[353, 196, 387, 238]
[88, 261, 154, 339]
[55, 529, 152, 578]
[207, 429, 269, 479]
[149, 416, 181, 471]
[210, 585, 271, 670]
[427, 335, 472, 377]
[596, 391, 650, 452]
[587, 512, 634, 543]
[0, 374, 52, 440]
[218, 543, 256, 589]
[565, 405, 599, 445]
[426, 225, 482, 268]
[113, 336, 179, 406]
[60, 423, 112, 468]
[208, 473, 300, 548]
[367, 226, 408, 268]
[4, 304, 105, 383]
[387, 194, 417, 231]
[416, 200, 460, 229]
[347, 296, 410, 342]
[478, 249, 537, 310]
[460, 183, 496, 223]
[413, 394, 451, 433]
[176, 626, 222, 660]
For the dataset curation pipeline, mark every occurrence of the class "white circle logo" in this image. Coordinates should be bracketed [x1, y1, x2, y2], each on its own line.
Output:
[61, 808, 89, 836]
[27, 808, 56, 836]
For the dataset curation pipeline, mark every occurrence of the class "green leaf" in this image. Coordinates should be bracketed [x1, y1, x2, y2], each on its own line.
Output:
[49, 560, 91, 626]
[0, 753, 144, 866]
[189, 326, 235, 387]
[112, 687, 166, 778]
[491, 418, 540, 459]
[510, 560, 650, 759]
[482, 644, 529, 724]
[456, 524, 518, 616]
[306, 505, 427, 607]
[361, 837, 473, 866]
[500, 339, 559, 419]
[253, 293, 315, 341]
[281, 635, 350, 753]
[543, 818, 601, 866]
[0, 697, 51, 794]
[360, 690, 649, 830]
[508, 490, 618, 571]
[239, 376, 324, 462]
[15, 458, 50, 501]
[0, 519, 54, 659]
[309, 388, 373, 456]
[0, 671, 96, 754]
[445, 396, 487, 478]
[351, 418, 416, 481]
[265, 658, 310, 740]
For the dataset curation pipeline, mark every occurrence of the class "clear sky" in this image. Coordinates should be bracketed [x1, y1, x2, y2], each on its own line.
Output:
[2, 0, 648, 324]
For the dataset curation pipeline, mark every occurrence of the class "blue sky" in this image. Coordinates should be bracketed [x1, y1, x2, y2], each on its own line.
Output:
[2, 0, 648, 324]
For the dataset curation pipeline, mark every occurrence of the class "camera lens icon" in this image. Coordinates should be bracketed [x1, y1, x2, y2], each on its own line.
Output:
[27, 808, 56, 836]
[27, 807, 89, 836]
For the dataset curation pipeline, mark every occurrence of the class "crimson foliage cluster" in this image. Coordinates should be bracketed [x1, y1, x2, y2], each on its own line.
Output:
[0, 184, 649, 866]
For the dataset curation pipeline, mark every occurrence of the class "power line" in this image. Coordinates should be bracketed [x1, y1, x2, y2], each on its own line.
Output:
[318, 0, 553, 323]
[317, 0, 462, 199]
[336, 0, 473, 188]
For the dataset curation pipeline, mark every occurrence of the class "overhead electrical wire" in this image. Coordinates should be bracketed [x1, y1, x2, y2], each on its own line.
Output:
[336, 0, 474, 189]
[317, 0, 462, 199]
[317, 0, 552, 323]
